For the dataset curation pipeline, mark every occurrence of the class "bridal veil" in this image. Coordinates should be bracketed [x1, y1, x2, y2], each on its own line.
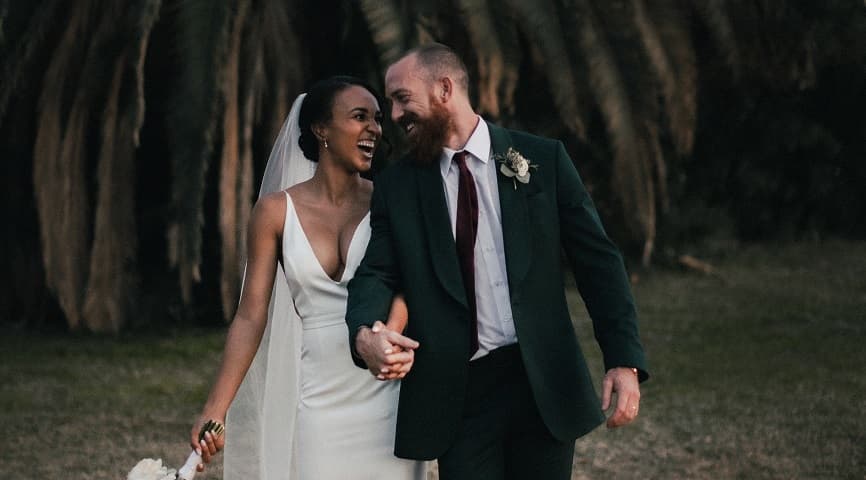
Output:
[223, 94, 315, 479]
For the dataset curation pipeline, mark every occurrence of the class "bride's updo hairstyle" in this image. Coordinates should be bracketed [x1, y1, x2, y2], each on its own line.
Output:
[298, 75, 382, 162]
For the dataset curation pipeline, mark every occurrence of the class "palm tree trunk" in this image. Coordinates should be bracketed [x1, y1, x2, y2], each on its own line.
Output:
[82, 0, 161, 332]
[32, 3, 97, 330]
[218, 0, 251, 322]
[167, 0, 233, 307]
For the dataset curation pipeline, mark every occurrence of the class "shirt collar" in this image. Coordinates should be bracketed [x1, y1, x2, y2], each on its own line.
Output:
[439, 116, 491, 177]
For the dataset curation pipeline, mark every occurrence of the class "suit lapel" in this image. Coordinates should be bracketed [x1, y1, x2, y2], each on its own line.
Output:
[415, 161, 468, 308]
[489, 123, 531, 298]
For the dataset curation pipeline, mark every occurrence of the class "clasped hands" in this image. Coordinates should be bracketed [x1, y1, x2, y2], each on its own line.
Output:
[356, 320, 420, 380]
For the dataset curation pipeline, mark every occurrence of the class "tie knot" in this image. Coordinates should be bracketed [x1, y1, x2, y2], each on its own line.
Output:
[453, 151, 469, 167]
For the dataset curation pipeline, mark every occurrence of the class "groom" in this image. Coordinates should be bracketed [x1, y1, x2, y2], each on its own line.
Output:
[347, 43, 648, 479]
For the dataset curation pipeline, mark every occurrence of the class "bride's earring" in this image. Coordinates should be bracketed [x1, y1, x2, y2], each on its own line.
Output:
[324, 139, 329, 149]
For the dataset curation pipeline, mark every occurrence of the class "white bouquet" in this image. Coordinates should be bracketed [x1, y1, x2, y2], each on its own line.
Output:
[127, 458, 176, 480]
[126, 420, 224, 480]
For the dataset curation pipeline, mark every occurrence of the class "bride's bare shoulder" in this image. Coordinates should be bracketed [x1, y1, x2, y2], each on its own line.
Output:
[249, 190, 289, 234]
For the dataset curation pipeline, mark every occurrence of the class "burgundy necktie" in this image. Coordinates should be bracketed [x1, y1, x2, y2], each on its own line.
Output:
[453, 151, 479, 356]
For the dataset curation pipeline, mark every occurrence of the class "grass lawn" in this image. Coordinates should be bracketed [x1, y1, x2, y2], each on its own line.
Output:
[1, 240, 864, 479]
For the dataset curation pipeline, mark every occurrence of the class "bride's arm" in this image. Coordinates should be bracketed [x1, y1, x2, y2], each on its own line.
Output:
[191, 193, 284, 470]
[384, 293, 408, 334]
[377, 294, 414, 380]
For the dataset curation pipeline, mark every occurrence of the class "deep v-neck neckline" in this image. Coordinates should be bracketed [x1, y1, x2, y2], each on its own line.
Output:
[285, 191, 369, 283]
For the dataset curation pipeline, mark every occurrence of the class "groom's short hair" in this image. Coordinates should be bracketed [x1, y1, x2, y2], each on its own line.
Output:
[406, 43, 469, 94]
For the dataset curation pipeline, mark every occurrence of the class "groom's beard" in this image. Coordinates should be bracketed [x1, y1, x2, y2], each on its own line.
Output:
[403, 97, 451, 166]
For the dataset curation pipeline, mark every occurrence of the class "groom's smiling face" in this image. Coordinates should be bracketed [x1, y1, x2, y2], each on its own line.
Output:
[386, 55, 434, 137]
[386, 54, 452, 164]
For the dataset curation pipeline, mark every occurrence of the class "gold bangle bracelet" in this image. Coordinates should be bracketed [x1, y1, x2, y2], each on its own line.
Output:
[199, 419, 225, 441]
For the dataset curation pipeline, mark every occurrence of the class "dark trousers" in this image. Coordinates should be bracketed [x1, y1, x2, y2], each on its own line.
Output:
[437, 344, 575, 480]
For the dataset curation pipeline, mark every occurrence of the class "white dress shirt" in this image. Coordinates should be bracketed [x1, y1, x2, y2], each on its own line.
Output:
[439, 118, 517, 360]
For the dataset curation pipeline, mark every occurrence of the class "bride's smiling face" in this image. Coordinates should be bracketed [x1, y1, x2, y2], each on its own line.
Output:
[315, 85, 382, 173]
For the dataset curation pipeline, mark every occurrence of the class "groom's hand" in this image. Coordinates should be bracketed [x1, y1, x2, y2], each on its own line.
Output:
[602, 367, 641, 428]
[356, 320, 419, 380]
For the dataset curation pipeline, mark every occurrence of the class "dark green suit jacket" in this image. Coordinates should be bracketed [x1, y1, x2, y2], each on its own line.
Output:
[346, 122, 647, 460]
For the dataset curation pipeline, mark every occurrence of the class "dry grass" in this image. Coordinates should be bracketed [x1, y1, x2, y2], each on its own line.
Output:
[568, 239, 866, 479]
[1, 240, 864, 479]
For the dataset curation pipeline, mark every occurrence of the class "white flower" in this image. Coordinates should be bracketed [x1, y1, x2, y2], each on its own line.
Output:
[515, 157, 529, 177]
[127, 458, 177, 480]
[496, 148, 537, 188]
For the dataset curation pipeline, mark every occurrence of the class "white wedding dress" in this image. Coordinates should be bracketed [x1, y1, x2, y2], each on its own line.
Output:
[223, 92, 424, 480]
[280, 192, 425, 479]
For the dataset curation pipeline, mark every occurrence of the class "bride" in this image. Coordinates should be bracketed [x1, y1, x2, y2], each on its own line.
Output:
[190, 76, 425, 479]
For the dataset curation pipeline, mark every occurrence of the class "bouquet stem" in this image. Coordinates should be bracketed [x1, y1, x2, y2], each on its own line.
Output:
[175, 451, 202, 480]
[175, 419, 225, 480]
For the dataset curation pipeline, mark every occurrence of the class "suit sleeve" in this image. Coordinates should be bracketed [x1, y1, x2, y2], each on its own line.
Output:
[554, 141, 649, 381]
[345, 175, 402, 368]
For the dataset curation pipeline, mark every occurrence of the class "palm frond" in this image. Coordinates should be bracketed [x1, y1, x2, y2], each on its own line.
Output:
[358, 0, 406, 67]
[571, 0, 657, 263]
[408, 0, 446, 45]
[259, 0, 304, 143]
[692, 0, 741, 78]
[0, 0, 62, 127]
[486, 7, 521, 119]
[455, 0, 509, 118]
[504, 0, 586, 137]
[632, 0, 696, 156]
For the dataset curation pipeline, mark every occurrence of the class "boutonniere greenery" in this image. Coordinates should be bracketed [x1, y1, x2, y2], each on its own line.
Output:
[495, 147, 537, 189]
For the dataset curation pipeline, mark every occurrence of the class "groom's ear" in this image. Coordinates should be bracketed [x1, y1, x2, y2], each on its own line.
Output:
[438, 77, 453, 103]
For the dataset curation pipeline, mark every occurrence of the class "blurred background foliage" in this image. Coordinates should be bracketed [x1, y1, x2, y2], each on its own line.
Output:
[1, 0, 864, 332]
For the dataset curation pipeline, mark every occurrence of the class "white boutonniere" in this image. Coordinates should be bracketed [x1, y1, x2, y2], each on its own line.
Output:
[495, 147, 537, 189]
